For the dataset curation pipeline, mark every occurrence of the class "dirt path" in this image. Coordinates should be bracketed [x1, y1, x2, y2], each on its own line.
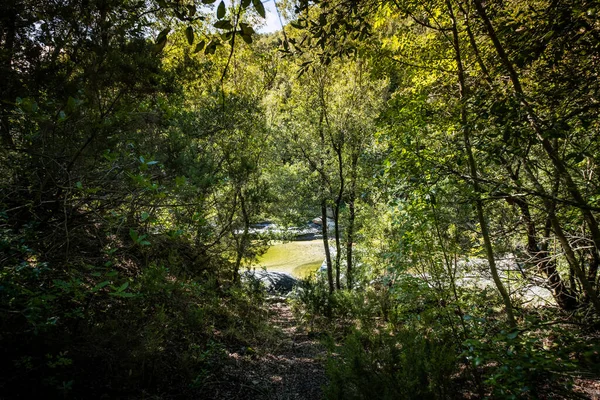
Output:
[212, 299, 328, 400]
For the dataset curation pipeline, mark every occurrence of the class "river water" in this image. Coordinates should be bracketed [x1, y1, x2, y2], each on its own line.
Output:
[253, 239, 325, 278]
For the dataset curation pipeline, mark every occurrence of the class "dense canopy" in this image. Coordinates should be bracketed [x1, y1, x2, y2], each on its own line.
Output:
[1, 0, 600, 398]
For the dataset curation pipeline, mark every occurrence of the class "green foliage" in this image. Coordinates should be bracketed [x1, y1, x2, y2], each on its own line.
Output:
[2, 0, 600, 398]
[292, 276, 332, 321]
[462, 320, 597, 399]
[0, 251, 269, 397]
[324, 327, 457, 400]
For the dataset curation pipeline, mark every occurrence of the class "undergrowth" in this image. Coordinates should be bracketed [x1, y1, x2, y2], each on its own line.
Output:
[0, 223, 271, 399]
[291, 274, 600, 399]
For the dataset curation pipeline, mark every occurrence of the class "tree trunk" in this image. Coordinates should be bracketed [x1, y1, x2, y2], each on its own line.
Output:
[233, 189, 249, 283]
[333, 142, 344, 290]
[318, 78, 335, 294]
[448, 0, 516, 327]
[508, 195, 577, 310]
[497, 156, 577, 310]
[0, 0, 17, 147]
[523, 164, 600, 314]
[472, 0, 600, 273]
[346, 151, 358, 289]
[322, 200, 334, 294]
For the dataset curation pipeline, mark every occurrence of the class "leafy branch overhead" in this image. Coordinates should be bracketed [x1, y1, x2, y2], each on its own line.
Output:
[154, 0, 265, 54]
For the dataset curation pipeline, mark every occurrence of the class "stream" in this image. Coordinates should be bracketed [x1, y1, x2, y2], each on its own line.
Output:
[253, 239, 325, 278]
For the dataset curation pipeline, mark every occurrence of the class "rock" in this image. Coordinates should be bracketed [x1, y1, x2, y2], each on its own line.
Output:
[244, 271, 298, 295]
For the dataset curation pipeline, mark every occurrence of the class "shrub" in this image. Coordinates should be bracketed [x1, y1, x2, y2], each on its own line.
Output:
[324, 327, 457, 400]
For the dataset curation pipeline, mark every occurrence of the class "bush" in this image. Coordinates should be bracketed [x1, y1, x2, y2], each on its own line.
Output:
[324, 327, 457, 400]
[0, 240, 269, 399]
[462, 320, 596, 399]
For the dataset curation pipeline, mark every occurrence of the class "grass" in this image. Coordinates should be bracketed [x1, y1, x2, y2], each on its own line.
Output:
[253, 240, 324, 277]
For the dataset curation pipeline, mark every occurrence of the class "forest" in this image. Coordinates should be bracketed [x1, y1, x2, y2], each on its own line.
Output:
[1, 0, 600, 398]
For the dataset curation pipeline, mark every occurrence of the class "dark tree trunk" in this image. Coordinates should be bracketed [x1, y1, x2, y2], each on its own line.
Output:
[472, 0, 600, 280]
[317, 79, 334, 294]
[508, 196, 577, 310]
[448, 0, 516, 327]
[333, 143, 344, 290]
[524, 164, 600, 314]
[233, 190, 249, 284]
[322, 200, 334, 294]
[0, 0, 17, 147]
[345, 152, 358, 290]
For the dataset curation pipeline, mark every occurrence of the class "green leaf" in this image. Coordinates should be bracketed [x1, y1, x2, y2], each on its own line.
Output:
[214, 20, 232, 29]
[252, 0, 266, 18]
[141, 212, 149, 221]
[506, 330, 519, 340]
[156, 28, 170, 42]
[241, 33, 252, 44]
[175, 176, 187, 186]
[67, 96, 77, 111]
[240, 22, 255, 35]
[129, 229, 138, 242]
[194, 40, 206, 53]
[185, 26, 194, 45]
[186, 4, 196, 16]
[117, 281, 129, 292]
[217, 1, 226, 19]
[92, 281, 110, 292]
[153, 28, 170, 52]
[241, 0, 251, 8]
[154, 38, 167, 53]
[202, 0, 216, 3]
[114, 292, 136, 298]
[205, 39, 220, 54]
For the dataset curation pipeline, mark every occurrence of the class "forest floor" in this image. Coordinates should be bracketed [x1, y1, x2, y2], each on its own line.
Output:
[209, 298, 328, 399]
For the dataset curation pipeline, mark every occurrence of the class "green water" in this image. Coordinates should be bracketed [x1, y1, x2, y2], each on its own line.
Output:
[253, 240, 324, 278]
